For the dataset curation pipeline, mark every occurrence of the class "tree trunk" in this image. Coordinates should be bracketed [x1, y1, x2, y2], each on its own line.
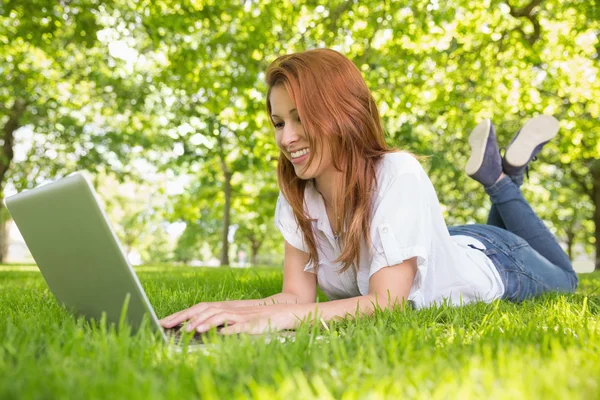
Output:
[564, 208, 580, 262]
[591, 160, 600, 271]
[219, 168, 232, 267]
[251, 245, 258, 266]
[0, 99, 27, 264]
[250, 237, 261, 266]
[594, 196, 600, 271]
[214, 123, 233, 268]
[565, 229, 574, 261]
[0, 204, 9, 263]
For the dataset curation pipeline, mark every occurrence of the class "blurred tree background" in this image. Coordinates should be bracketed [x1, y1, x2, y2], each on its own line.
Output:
[1, 0, 598, 270]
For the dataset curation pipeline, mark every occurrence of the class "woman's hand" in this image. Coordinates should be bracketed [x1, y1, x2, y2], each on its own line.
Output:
[161, 303, 300, 335]
[159, 301, 235, 329]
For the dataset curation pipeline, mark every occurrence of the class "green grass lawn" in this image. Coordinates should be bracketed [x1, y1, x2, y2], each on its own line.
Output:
[1, 265, 599, 399]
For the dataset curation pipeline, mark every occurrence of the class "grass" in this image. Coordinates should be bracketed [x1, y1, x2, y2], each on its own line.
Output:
[1, 265, 599, 399]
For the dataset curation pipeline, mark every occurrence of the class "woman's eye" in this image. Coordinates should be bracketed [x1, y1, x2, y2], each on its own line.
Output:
[273, 118, 299, 129]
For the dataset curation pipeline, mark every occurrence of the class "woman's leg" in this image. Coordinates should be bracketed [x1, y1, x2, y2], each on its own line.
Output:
[449, 224, 578, 301]
[484, 175, 573, 273]
[465, 119, 506, 229]
[468, 115, 568, 268]
[486, 175, 522, 229]
[466, 116, 577, 296]
[486, 205, 505, 229]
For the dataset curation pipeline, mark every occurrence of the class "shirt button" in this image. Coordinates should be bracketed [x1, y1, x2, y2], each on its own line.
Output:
[382, 227, 388, 233]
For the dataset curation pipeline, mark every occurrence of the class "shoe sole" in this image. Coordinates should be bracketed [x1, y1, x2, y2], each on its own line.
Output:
[504, 115, 559, 167]
[465, 119, 491, 176]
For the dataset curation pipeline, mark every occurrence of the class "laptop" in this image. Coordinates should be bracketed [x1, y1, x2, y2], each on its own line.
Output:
[4, 173, 221, 348]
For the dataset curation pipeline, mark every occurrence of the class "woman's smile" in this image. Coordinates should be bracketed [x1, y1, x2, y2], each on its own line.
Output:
[290, 148, 310, 164]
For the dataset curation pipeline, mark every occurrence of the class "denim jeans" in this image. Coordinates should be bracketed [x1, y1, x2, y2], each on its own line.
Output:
[448, 175, 578, 302]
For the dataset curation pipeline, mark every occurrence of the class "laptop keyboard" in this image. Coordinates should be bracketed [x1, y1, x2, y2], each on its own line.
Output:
[164, 323, 224, 346]
[164, 324, 298, 347]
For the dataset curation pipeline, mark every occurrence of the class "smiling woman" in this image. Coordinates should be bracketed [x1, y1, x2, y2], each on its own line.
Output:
[160, 48, 579, 336]
[266, 49, 395, 263]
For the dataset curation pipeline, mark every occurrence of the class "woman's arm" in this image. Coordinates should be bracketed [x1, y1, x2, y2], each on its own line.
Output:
[160, 240, 316, 328]
[221, 292, 310, 308]
[285, 256, 417, 327]
[193, 257, 417, 334]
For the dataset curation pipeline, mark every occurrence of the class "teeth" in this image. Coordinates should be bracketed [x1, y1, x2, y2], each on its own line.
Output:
[291, 148, 310, 158]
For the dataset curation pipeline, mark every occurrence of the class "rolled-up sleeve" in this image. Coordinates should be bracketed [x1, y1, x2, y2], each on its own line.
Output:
[274, 193, 308, 253]
[368, 156, 433, 291]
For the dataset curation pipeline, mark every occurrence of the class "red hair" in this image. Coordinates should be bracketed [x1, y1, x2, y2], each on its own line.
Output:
[266, 48, 400, 273]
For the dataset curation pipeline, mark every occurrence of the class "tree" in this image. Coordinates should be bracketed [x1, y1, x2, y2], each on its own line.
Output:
[156, 0, 599, 268]
[5, 0, 598, 270]
[0, 0, 165, 261]
[233, 181, 281, 266]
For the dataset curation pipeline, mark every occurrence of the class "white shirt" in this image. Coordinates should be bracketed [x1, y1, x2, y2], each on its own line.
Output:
[274, 152, 504, 308]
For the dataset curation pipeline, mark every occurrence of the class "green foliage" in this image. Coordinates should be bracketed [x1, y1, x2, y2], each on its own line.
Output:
[1, 0, 599, 265]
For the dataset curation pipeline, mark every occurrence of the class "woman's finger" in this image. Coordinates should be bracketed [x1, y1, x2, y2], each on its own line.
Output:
[159, 311, 185, 328]
[195, 312, 243, 333]
[184, 305, 252, 331]
[159, 303, 210, 328]
[185, 307, 233, 332]
[219, 316, 276, 335]
[219, 321, 251, 335]
[159, 310, 192, 328]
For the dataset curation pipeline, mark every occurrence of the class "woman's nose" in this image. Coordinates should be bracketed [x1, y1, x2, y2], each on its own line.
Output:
[281, 124, 299, 148]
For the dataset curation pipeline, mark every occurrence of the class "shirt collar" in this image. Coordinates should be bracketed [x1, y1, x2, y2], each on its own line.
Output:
[304, 179, 325, 222]
[305, 179, 346, 236]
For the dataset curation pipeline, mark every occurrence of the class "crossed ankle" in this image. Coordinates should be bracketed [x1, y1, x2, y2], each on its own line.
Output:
[495, 172, 506, 185]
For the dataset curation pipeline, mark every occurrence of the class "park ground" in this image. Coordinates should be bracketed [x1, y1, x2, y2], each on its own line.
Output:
[1, 265, 599, 399]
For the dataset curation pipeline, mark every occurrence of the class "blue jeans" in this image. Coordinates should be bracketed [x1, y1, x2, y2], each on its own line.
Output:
[448, 175, 578, 302]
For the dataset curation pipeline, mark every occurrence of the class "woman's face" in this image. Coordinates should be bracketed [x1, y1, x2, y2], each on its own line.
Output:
[270, 85, 333, 180]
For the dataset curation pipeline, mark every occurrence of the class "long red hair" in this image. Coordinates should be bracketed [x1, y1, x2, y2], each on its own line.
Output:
[266, 48, 400, 273]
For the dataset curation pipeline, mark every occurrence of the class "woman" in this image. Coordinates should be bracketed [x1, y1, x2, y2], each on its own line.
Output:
[160, 49, 578, 335]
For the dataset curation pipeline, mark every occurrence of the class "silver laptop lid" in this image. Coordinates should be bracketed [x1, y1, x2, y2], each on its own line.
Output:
[4, 173, 163, 335]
